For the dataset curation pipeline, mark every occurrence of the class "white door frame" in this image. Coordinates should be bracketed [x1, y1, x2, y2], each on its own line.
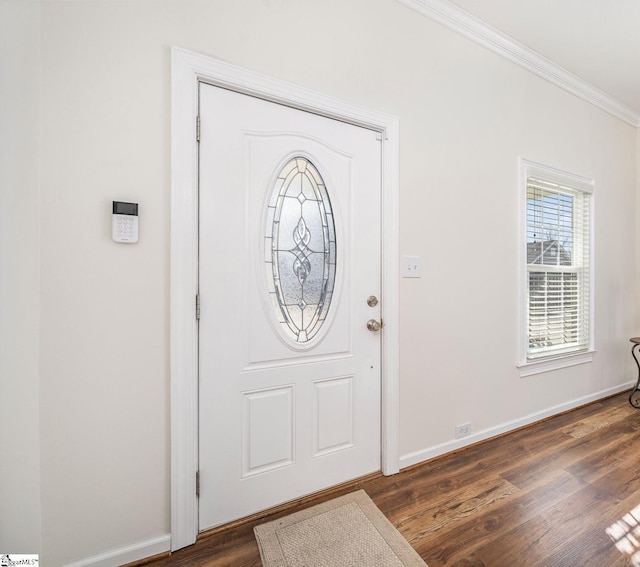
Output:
[170, 46, 400, 552]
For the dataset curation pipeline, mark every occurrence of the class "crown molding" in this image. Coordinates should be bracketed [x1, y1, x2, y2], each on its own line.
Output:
[397, 0, 640, 128]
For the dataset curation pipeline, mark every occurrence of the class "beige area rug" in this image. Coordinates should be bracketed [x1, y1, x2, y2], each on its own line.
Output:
[254, 490, 428, 567]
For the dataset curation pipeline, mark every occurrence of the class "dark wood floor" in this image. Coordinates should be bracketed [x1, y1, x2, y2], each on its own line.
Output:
[134, 392, 640, 566]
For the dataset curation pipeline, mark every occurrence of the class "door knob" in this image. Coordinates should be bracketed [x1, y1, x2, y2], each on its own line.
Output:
[367, 319, 382, 332]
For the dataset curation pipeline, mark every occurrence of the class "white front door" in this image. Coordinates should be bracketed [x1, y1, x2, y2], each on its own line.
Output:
[198, 83, 383, 530]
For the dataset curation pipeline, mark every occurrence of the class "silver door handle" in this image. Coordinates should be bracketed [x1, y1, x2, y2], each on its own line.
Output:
[367, 319, 382, 332]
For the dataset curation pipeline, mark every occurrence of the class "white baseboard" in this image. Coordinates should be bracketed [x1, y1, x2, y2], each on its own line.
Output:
[399, 382, 634, 470]
[62, 534, 171, 567]
[57, 384, 635, 565]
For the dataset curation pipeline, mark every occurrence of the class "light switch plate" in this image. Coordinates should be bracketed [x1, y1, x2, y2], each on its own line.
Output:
[402, 255, 421, 278]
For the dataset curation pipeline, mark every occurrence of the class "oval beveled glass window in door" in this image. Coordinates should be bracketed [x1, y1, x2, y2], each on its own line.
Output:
[265, 156, 336, 344]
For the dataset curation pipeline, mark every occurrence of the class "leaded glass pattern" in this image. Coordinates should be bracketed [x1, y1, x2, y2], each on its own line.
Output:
[265, 157, 336, 344]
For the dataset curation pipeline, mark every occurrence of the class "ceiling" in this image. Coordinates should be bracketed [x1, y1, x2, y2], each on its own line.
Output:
[447, 0, 640, 118]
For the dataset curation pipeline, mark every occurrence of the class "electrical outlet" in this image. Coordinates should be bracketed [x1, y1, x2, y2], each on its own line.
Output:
[455, 422, 471, 439]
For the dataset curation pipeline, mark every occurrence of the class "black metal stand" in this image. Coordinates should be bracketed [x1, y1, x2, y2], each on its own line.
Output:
[630, 341, 640, 408]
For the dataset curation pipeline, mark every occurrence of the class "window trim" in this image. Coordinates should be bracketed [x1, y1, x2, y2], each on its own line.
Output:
[518, 158, 595, 377]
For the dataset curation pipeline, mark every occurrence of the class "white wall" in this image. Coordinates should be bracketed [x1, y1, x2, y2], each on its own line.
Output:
[0, 0, 42, 554]
[4, 0, 638, 564]
[637, 127, 640, 309]
[38, 2, 171, 563]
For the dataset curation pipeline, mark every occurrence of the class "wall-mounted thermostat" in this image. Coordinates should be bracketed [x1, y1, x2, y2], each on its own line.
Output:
[112, 201, 139, 243]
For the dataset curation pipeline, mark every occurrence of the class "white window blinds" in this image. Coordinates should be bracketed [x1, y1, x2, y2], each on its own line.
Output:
[526, 175, 591, 361]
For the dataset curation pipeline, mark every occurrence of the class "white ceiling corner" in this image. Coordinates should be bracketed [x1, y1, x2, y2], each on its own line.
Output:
[397, 0, 640, 127]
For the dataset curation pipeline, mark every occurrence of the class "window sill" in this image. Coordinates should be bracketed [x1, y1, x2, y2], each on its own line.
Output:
[517, 350, 595, 377]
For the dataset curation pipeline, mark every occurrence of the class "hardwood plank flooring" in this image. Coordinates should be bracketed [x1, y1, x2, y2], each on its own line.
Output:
[132, 393, 640, 566]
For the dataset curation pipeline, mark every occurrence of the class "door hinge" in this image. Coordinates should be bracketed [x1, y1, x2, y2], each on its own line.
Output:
[196, 115, 201, 142]
[196, 294, 201, 320]
[196, 470, 200, 498]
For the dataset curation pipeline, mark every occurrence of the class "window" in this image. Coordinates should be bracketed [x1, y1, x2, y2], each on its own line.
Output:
[520, 160, 594, 374]
[264, 156, 336, 345]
